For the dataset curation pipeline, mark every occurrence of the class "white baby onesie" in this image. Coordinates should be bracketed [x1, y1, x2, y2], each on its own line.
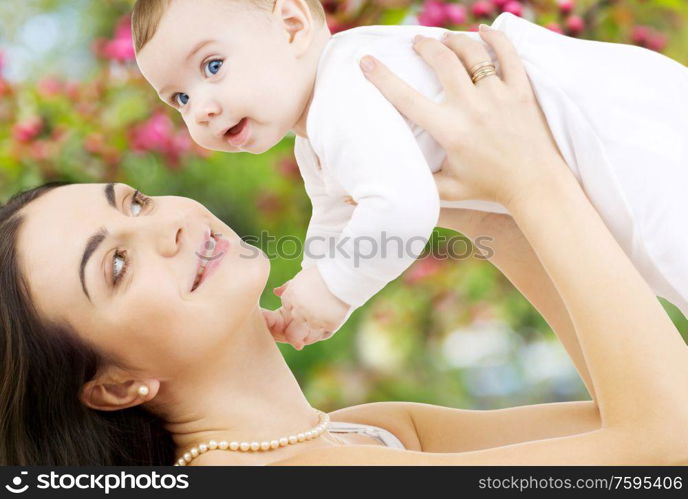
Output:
[294, 12, 688, 329]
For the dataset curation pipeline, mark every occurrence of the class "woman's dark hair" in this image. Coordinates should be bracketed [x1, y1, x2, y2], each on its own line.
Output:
[0, 181, 175, 465]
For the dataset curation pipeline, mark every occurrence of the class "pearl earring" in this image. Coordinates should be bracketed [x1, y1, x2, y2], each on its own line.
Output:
[137, 384, 149, 397]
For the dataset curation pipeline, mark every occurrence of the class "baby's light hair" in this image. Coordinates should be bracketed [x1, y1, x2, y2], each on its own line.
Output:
[132, 0, 326, 53]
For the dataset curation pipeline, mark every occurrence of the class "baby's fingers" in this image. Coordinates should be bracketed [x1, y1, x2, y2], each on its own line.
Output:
[262, 308, 288, 342]
[303, 328, 334, 347]
[283, 317, 311, 350]
[360, 55, 438, 132]
[273, 282, 289, 297]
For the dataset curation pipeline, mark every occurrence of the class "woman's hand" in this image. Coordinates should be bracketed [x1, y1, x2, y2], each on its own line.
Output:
[360, 25, 569, 208]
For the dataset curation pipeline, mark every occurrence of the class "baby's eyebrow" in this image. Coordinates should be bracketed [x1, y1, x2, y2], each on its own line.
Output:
[155, 39, 215, 99]
[185, 39, 214, 62]
[157, 87, 173, 101]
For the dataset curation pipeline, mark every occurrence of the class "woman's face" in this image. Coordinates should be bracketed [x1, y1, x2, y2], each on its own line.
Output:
[16, 183, 270, 376]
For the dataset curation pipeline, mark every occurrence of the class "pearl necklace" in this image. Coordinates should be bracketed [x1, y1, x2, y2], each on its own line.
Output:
[174, 410, 330, 466]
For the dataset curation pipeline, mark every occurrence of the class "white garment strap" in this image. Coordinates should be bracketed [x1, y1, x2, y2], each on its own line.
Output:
[327, 421, 405, 450]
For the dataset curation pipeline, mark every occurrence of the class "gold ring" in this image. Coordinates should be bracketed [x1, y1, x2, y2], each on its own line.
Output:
[471, 67, 497, 84]
[468, 61, 494, 75]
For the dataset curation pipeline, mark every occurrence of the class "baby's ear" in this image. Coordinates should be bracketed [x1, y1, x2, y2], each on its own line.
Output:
[273, 0, 313, 50]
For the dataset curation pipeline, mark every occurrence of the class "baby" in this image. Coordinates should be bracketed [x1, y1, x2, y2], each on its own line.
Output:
[133, 0, 688, 347]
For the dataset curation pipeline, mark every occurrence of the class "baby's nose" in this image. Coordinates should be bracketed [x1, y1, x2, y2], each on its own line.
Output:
[195, 99, 222, 124]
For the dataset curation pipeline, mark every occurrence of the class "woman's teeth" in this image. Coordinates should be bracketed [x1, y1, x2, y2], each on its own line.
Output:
[192, 237, 217, 291]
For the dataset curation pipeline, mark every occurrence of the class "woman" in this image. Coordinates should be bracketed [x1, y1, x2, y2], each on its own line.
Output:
[1, 29, 686, 466]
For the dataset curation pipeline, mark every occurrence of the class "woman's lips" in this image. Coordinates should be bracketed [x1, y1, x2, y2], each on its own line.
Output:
[191, 233, 229, 292]
[224, 118, 250, 147]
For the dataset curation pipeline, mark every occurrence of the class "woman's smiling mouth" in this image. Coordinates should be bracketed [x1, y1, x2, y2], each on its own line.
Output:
[191, 231, 229, 292]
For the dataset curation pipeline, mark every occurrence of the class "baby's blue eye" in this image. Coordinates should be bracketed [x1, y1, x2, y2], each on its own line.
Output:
[204, 59, 223, 77]
[174, 93, 189, 107]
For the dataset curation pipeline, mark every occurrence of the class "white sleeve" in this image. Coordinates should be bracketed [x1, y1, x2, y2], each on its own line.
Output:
[293, 137, 348, 272]
[309, 51, 441, 309]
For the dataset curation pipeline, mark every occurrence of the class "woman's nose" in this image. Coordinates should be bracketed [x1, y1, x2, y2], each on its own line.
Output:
[143, 212, 186, 258]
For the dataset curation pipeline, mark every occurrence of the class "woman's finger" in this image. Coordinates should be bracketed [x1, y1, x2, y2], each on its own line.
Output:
[442, 33, 502, 90]
[360, 55, 438, 132]
[478, 25, 530, 90]
[412, 35, 474, 98]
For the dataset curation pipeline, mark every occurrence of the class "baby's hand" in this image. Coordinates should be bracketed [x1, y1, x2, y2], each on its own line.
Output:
[262, 307, 290, 343]
[263, 306, 321, 349]
[273, 266, 350, 349]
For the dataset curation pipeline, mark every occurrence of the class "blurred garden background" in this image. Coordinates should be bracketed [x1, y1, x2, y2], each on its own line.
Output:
[1, 0, 687, 413]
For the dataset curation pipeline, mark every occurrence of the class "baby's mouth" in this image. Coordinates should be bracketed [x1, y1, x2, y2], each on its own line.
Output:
[224, 118, 248, 138]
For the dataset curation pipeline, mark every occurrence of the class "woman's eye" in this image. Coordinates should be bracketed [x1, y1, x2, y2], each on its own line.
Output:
[173, 92, 189, 107]
[204, 59, 223, 77]
[112, 249, 128, 286]
[130, 190, 151, 216]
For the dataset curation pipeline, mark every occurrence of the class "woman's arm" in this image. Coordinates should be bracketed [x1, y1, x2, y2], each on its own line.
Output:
[439, 208, 595, 401]
[507, 169, 688, 435]
[271, 193, 688, 465]
[327, 399, 599, 454]
[273, 173, 688, 465]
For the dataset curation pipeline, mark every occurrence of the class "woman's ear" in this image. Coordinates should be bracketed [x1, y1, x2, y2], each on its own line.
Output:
[273, 0, 314, 53]
[80, 372, 160, 411]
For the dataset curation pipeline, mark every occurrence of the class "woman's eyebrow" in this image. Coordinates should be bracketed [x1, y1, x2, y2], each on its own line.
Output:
[79, 183, 118, 303]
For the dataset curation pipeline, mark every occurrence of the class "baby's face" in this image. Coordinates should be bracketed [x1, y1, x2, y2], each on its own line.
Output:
[136, 0, 312, 154]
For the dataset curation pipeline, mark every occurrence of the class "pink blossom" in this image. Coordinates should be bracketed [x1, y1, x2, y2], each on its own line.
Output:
[114, 15, 132, 41]
[37, 77, 62, 98]
[647, 32, 668, 52]
[12, 117, 43, 143]
[131, 112, 194, 166]
[557, 0, 575, 15]
[490, 0, 509, 9]
[471, 1, 493, 19]
[101, 14, 135, 61]
[64, 81, 80, 100]
[326, 15, 352, 34]
[29, 140, 51, 161]
[418, 0, 447, 27]
[102, 37, 135, 62]
[631, 25, 651, 45]
[84, 133, 104, 154]
[565, 15, 585, 35]
[0, 79, 9, 97]
[403, 256, 442, 284]
[278, 156, 300, 179]
[501, 1, 522, 17]
[131, 112, 175, 152]
[256, 191, 283, 215]
[170, 132, 192, 155]
[444, 3, 466, 25]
